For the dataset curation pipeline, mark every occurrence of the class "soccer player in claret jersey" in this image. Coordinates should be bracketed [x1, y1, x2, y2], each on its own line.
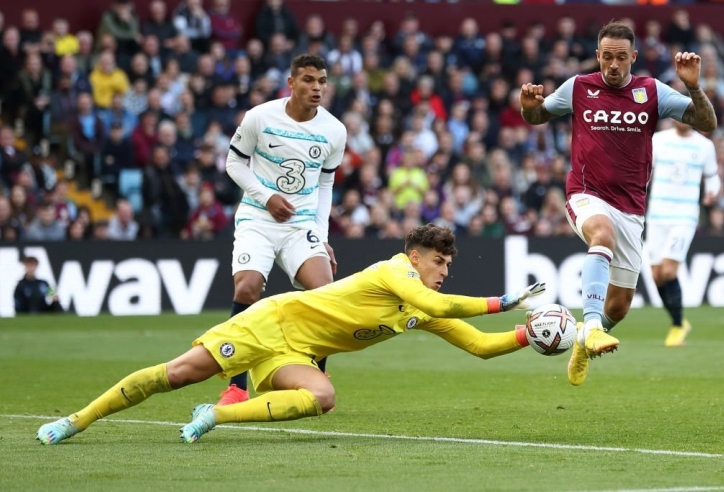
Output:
[36, 224, 546, 445]
[221, 54, 347, 404]
[647, 119, 720, 347]
[520, 21, 717, 385]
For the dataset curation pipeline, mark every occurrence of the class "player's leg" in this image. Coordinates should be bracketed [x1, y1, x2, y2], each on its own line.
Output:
[221, 223, 276, 403]
[182, 358, 331, 443]
[295, 255, 334, 373]
[215, 365, 332, 424]
[651, 225, 694, 346]
[37, 345, 222, 445]
[564, 195, 619, 385]
[282, 227, 334, 373]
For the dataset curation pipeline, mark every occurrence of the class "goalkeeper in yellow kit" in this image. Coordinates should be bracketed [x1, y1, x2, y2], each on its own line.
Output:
[37, 224, 545, 445]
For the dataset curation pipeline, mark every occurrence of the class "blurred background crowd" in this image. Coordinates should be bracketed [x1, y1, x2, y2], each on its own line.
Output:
[1, 0, 723, 243]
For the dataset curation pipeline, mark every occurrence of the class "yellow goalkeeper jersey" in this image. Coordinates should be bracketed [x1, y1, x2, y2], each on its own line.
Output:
[251, 253, 499, 360]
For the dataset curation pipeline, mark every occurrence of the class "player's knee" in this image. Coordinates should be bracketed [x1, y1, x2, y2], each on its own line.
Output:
[166, 362, 195, 389]
[605, 301, 630, 323]
[233, 283, 262, 304]
[589, 227, 616, 251]
[310, 387, 336, 413]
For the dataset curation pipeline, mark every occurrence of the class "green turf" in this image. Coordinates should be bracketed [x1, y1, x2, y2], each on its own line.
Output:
[1, 307, 723, 492]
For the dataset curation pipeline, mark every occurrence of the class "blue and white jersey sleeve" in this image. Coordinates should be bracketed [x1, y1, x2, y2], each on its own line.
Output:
[323, 128, 347, 172]
[656, 80, 691, 121]
[231, 108, 260, 158]
[542, 76, 576, 116]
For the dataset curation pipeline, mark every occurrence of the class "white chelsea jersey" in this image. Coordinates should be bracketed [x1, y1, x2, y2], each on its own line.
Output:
[647, 128, 717, 226]
[230, 98, 346, 224]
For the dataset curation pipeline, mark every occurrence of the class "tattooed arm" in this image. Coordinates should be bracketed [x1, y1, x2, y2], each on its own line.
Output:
[681, 86, 718, 132]
[521, 106, 559, 125]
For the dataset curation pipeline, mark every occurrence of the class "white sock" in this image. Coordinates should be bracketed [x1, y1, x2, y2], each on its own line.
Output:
[579, 319, 603, 345]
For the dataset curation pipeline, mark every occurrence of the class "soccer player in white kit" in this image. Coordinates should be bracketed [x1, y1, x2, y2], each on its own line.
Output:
[221, 54, 347, 404]
[647, 119, 720, 347]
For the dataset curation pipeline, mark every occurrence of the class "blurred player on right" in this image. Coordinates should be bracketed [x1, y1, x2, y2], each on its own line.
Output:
[646, 119, 721, 347]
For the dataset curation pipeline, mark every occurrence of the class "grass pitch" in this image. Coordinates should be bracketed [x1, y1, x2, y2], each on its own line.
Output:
[1, 307, 723, 492]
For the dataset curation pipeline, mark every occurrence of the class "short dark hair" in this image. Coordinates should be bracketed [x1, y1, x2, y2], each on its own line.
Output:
[404, 224, 458, 257]
[598, 21, 635, 48]
[290, 54, 327, 76]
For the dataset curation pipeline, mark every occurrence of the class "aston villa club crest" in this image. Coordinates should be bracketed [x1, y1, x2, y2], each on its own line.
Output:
[632, 88, 648, 104]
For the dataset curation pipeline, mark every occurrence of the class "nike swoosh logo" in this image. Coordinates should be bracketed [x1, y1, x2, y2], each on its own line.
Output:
[311, 244, 321, 249]
[267, 401, 275, 421]
[268, 143, 283, 148]
[120, 387, 132, 402]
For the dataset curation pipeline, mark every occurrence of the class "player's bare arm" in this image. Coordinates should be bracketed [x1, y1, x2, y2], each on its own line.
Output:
[675, 51, 718, 132]
[519, 83, 558, 125]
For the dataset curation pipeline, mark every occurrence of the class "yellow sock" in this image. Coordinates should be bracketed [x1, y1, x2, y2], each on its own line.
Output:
[214, 389, 322, 424]
[475, 330, 526, 360]
[69, 363, 172, 431]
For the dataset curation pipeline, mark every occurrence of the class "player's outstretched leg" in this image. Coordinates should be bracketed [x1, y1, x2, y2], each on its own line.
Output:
[580, 246, 619, 359]
[182, 389, 324, 443]
[35, 363, 172, 445]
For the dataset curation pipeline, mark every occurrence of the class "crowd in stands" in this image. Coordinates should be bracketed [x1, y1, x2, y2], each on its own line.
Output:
[1, 0, 723, 243]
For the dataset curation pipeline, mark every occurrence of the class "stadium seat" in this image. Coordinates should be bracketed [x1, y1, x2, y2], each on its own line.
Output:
[119, 169, 144, 213]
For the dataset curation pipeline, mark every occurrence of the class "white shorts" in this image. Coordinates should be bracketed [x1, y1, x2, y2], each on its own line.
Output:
[646, 223, 696, 265]
[232, 220, 329, 289]
[565, 193, 644, 289]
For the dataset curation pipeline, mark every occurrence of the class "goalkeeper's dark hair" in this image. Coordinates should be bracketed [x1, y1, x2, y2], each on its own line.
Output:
[290, 54, 327, 76]
[405, 224, 458, 257]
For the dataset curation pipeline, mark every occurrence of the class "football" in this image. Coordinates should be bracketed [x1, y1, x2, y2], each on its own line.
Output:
[525, 304, 578, 356]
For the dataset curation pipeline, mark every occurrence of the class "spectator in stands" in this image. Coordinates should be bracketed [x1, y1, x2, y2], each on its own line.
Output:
[209, 0, 242, 52]
[0, 195, 22, 241]
[67, 218, 88, 240]
[25, 201, 67, 241]
[51, 179, 78, 227]
[18, 53, 52, 144]
[170, 35, 199, 75]
[452, 18, 485, 73]
[297, 14, 336, 57]
[177, 163, 201, 211]
[14, 256, 62, 313]
[22, 146, 57, 196]
[19, 8, 42, 54]
[131, 110, 159, 167]
[181, 181, 227, 240]
[142, 0, 178, 55]
[90, 50, 130, 109]
[128, 52, 154, 87]
[99, 92, 138, 138]
[173, 0, 211, 53]
[389, 150, 429, 211]
[101, 122, 134, 191]
[0, 126, 27, 192]
[124, 77, 149, 116]
[142, 143, 189, 236]
[93, 219, 110, 240]
[107, 198, 139, 240]
[68, 93, 105, 188]
[664, 9, 695, 50]
[0, 27, 24, 121]
[52, 18, 79, 56]
[141, 35, 165, 80]
[97, 0, 141, 56]
[255, 0, 298, 48]
[74, 31, 95, 74]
